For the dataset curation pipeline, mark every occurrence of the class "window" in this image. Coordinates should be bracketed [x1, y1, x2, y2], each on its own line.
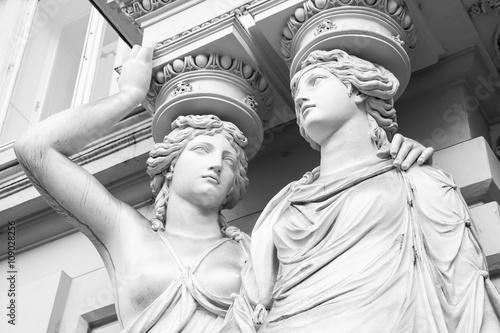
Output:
[0, 0, 128, 147]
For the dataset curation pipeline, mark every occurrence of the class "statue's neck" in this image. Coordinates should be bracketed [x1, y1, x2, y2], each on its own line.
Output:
[317, 115, 380, 183]
[164, 194, 222, 239]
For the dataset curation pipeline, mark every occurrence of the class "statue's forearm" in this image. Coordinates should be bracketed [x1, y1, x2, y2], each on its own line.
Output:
[11, 45, 154, 265]
[12, 89, 142, 250]
[15, 43, 153, 161]
[14, 90, 139, 158]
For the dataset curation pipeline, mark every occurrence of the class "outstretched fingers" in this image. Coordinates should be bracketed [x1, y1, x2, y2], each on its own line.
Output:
[128, 44, 141, 60]
[124, 42, 156, 63]
[117, 42, 157, 105]
[137, 41, 157, 62]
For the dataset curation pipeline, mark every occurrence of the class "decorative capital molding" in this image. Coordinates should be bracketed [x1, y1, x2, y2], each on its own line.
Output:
[281, 0, 416, 61]
[281, 0, 416, 99]
[468, 0, 500, 17]
[148, 54, 271, 158]
[281, 0, 416, 60]
[148, 54, 273, 110]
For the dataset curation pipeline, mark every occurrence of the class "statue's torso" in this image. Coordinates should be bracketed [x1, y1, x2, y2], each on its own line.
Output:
[257, 165, 495, 332]
[113, 230, 246, 328]
[269, 168, 408, 320]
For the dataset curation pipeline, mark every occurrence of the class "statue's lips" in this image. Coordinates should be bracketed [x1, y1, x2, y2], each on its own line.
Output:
[302, 108, 311, 118]
[202, 175, 220, 184]
[301, 104, 315, 118]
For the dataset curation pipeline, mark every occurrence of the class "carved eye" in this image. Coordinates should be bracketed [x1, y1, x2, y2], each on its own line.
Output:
[192, 145, 209, 153]
[312, 76, 326, 86]
[224, 156, 236, 167]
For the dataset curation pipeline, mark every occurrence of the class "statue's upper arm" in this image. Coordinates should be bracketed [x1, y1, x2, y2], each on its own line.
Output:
[17, 145, 145, 250]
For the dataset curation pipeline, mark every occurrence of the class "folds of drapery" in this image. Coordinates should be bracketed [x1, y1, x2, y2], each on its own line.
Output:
[121, 235, 251, 333]
[222, 159, 500, 332]
[121, 274, 224, 333]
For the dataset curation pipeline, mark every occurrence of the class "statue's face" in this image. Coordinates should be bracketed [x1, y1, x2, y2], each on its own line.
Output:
[170, 133, 237, 210]
[294, 67, 358, 146]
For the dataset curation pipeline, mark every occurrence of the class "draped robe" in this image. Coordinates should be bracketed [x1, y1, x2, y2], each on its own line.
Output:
[223, 157, 500, 332]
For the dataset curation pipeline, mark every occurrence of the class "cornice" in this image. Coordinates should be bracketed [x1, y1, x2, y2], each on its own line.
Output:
[248, 0, 295, 13]
[0, 166, 154, 260]
[121, 0, 182, 20]
[153, 0, 265, 55]
[0, 111, 153, 201]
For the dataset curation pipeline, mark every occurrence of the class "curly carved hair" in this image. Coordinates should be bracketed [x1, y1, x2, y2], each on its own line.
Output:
[290, 49, 400, 151]
[146, 115, 249, 231]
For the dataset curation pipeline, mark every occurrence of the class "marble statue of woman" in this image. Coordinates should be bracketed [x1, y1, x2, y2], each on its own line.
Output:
[13, 44, 433, 332]
[13, 44, 251, 332]
[223, 50, 500, 333]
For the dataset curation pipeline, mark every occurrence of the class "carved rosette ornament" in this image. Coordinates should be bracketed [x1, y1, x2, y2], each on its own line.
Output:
[281, 0, 417, 99]
[244, 95, 259, 111]
[171, 81, 192, 97]
[315, 19, 338, 36]
[147, 54, 272, 159]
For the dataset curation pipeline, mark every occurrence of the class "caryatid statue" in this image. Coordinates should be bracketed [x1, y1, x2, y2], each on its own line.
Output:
[222, 1, 500, 332]
[13, 46, 266, 332]
[13, 8, 434, 333]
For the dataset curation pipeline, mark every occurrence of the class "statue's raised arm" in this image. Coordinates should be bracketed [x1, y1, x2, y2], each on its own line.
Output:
[13, 44, 156, 254]
[13, 44, 252, 331]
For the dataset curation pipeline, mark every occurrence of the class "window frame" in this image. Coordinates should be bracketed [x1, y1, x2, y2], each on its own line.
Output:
[0, 1, 133, 165]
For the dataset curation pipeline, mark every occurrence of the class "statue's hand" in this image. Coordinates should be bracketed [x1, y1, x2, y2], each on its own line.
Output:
[118, 42, 156, 106]
[376, 133, 434, 170]
[222, 225, 244, 242]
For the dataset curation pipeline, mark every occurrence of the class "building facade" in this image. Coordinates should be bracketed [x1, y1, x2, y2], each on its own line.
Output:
[0, 0, 500, 331]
